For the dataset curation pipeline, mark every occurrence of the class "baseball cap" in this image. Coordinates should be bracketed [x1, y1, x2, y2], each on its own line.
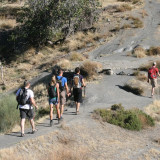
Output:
[153, 62, 156, 65]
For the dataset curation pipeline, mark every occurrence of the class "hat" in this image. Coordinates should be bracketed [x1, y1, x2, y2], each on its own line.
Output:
[153, 62, 156, 65]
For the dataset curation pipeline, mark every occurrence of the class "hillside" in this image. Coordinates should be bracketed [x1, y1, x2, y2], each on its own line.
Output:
[1, 0, 160, 159]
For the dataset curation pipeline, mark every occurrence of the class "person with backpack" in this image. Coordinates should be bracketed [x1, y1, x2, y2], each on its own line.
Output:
[56, 68, 70, 120]
[16, 80, 38, 137]
[148, 62, 160, 97]
[48, 75, 60, 126]
[72, 67, 86, 115]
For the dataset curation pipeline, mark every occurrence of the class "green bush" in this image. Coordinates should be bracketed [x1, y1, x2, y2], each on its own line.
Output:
[0, 95, 19, 133]
[94, 105, 154, 131]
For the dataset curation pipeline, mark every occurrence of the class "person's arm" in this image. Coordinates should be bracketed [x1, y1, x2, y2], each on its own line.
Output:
[30, 97, 38, 109]
[82, 78, 86, 87]
[65, 82, 70, 96]
[56, 83, 60, 102]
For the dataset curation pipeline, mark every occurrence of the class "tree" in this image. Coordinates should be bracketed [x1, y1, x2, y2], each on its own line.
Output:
[17, 0, 100, 48]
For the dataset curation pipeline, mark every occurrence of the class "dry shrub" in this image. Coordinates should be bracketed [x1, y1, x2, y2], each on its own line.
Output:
[147, 47, 160, 56]
[70, 52, 86, 61]
[57, 59, 73, 70]
[145, 100, 160, 122]
[141, 10, 148, 18]
[122, 24, 132, 29]
[68, 39, 86, 51]
[139, 60, 160, 71]
[136, 73, 147, 81]
[80, 60, 102, 80]
[116, 4, 132, 12]
[0, 19, 16, 29]
[133, 47, 146, 58]
[127, 16, 143, 28]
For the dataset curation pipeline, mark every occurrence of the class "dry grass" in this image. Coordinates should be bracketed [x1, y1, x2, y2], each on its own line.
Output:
[136, 73, 147, 81]
[147, 46, 160, 56]
[70, 52, 86, 61]
[127, 16, 144, 28]
[141, 10, 148, 18]
[116, 4, 132, 12]
[80, 60, 102, 80]
[145, 100, 160, 122]
[132, 47, 146, 58]
[122, 24, 132, 29]
[57, 59, 73, 70]
[0, 19, 17, 29]
[139, 60, 160, 71]
[32, 83, 48, 107]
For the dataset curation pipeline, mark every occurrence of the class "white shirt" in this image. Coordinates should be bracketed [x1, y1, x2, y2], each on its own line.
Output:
[16, 88, 34, 109]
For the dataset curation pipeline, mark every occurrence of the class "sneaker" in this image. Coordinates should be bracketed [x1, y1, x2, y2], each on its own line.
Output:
[50, 120, 53, 127]
[21, 133, 25, 137]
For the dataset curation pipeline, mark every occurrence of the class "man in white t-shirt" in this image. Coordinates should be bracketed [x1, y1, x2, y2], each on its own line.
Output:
[16, 80, 38, 137]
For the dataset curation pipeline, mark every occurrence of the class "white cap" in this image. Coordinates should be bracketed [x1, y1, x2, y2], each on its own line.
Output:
[153, 62, 156, 65]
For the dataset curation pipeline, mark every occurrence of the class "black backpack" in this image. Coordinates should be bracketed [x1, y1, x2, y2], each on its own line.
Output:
[17, 88, 30, 107]
[48, 84, 57, 98]
[56, 77, 64, 92]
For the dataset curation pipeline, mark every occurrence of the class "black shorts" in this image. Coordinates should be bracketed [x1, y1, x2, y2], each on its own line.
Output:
[73, 88, 82, 103]
[20, 109, 34, 119]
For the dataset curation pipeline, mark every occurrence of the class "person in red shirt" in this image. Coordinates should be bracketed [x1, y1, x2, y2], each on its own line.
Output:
[148, 62, 160, 97]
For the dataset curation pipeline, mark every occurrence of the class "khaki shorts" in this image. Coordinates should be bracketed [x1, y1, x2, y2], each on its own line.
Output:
[151, 78, 157, 88]
[60, 90, 66, 105]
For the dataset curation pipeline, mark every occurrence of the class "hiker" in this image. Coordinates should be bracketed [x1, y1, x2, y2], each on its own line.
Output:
[48, 75, 60, 126]
[16, 80, 38, 137]
[72, 67, 86, 114]
[148, 62, 160, 97]
[56, 68, 70, 120]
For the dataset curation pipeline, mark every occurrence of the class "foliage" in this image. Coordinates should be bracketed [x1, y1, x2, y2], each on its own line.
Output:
[16, 0, 100, 47]
[94, 105, 154, 131]
[122, 84, 143, 95]
[0, 95, 19, 133]
[80, 60, 102, 80]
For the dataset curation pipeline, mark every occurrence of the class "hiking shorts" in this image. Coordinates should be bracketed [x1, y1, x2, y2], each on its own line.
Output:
[20, 109, 34, 120]
[60, 91, 66, 105]
[49, 97, 58, 105]
[73, 88, 82, 103]
[151, 78, 157, 88]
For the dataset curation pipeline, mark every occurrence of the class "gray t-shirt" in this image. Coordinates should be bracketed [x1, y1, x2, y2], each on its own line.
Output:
[16, 88, 34, 109]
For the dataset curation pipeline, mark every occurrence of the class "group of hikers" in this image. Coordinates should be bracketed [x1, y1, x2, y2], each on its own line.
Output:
[15, 61, 159, 137]
[16, 67, 85, 137]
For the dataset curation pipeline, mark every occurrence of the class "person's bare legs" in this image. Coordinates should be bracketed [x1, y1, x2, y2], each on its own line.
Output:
[21, 118, 25, 135]
[30, 118, 35, 131]
[50, 104, 53, 120]
[76, 102, 80, 114]
[60, 105, 64, 117]
[56, 103, 60, 119]
[151, 87, 155, 96]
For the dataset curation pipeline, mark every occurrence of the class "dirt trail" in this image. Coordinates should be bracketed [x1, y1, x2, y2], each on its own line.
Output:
[1, 0, 160, 159]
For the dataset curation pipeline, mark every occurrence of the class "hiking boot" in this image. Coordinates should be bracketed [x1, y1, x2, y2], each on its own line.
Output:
[21, 133, 25, 137]
[50, 120, 53, 127]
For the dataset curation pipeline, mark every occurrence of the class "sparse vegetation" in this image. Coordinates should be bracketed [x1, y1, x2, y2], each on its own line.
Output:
[116, 4, 132, 12]
[127, 16, 143, 28]
[0, 95, 19, 133]
[145, 100, 160, 122]
[122, 84, 144, 95]
[122, 24, 132, 29]
[147, 47, 160, 56]
[94, 104, 155, 131]
[132, 47, 146, 58]
[70, 52, 86, 61]
[80, 60, 102, 80]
